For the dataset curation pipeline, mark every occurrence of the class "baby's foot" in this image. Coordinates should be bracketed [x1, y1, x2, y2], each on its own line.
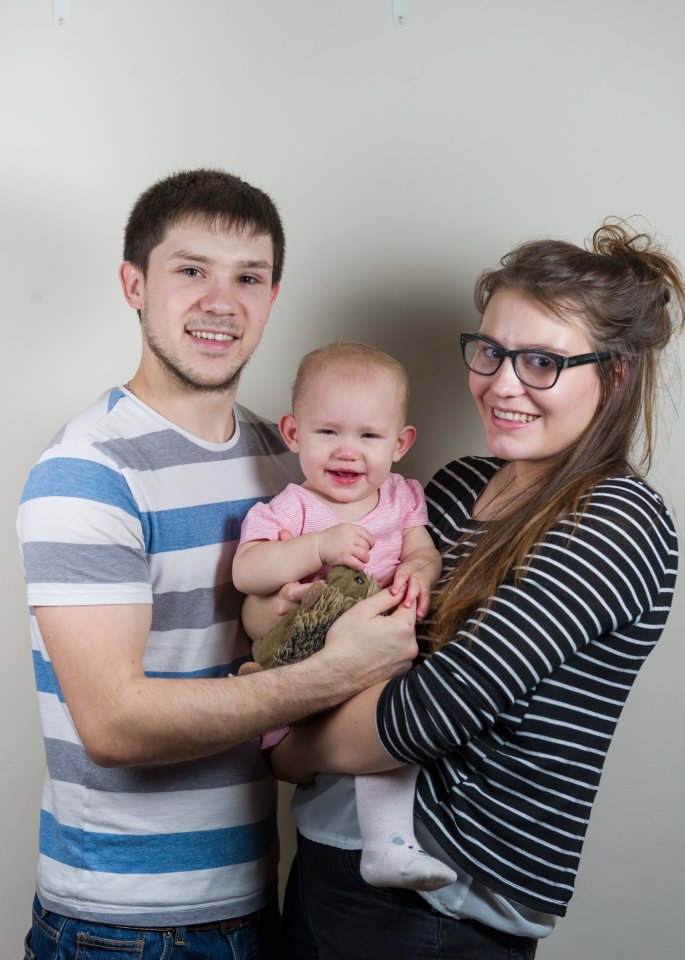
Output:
[360, 835, 457, 891]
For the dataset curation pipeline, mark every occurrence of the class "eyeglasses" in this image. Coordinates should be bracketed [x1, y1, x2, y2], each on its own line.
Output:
[460, 333, 614, 390]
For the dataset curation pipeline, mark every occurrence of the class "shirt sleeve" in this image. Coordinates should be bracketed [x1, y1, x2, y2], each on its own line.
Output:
[17, 444, 152, 607]
[238, 485, 307, 544]
[397, 476, 429, 528]
[376, 477, 678, 763]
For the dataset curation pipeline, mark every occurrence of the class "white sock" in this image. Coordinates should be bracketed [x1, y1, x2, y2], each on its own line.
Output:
[355, 766, 457, 891]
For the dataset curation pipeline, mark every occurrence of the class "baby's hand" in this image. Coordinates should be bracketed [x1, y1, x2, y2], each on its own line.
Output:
[318, 523, 374, 570]
[389, 559, 435, 621]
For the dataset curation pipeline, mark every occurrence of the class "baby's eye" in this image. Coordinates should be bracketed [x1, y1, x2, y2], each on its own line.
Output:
[361, 432, 381, 439]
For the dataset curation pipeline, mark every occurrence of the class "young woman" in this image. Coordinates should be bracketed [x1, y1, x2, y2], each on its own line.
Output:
[266, 222, 685, 959]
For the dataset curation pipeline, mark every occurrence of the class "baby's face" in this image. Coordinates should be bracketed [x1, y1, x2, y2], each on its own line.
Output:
[281, 366, 414, 509]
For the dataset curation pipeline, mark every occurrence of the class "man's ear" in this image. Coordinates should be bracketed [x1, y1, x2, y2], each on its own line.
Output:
[119, 261, 145, 311]
[279, 413, 300, 452]
[393, 425, 417, 462]
[270, 281, 281, 306]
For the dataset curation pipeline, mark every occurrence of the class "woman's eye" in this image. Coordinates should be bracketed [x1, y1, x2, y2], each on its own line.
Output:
[526, 353, 554, 370]
[481, 345, 502, 361]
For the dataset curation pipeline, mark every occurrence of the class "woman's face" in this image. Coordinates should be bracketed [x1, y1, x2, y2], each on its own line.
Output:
[471, 288, 604, 484]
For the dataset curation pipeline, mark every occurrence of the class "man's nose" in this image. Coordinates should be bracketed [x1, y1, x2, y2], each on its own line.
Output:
[198, 276, 238, 315]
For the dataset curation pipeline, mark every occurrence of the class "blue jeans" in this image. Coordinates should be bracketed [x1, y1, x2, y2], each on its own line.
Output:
[282, 835, 537, 960]
[23, 895, 281, 960]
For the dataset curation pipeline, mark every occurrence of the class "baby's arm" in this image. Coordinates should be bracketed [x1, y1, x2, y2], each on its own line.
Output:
[389, 526, 442, 621]
[233, 523, 375, 596]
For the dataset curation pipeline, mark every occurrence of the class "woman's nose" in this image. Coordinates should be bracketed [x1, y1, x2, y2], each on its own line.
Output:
[488, 357, 525, 394]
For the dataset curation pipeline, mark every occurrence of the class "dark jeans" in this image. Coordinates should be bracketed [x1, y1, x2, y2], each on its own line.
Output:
[23, 895, 281, 960]
[282, 835, 537, 960]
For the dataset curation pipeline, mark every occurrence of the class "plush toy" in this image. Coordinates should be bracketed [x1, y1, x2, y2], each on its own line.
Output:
[253, 565, 380, 669]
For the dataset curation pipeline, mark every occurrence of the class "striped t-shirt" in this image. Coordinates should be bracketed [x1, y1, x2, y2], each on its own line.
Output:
[17, 387, 301, 926]
[376, 456, 678, 916]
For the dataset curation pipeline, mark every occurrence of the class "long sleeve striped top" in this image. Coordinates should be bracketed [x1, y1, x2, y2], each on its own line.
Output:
[376, 456, 678, 916]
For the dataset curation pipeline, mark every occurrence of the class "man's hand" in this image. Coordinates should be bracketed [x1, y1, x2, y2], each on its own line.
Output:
[319, 587, 418, 688]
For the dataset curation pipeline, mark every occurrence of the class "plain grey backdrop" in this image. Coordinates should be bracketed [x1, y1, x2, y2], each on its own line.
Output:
[2, 2, 683, 956]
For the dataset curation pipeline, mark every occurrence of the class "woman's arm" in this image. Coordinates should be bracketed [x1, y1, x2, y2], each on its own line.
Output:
[273, 474, 676, 780]
[269, 683, 402, 782]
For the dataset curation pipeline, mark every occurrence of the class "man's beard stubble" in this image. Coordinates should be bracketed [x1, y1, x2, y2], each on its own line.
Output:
[140, 313, 249, 395]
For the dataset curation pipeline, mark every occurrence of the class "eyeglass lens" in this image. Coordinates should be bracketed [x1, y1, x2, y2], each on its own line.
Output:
[463, 339, 559, 388]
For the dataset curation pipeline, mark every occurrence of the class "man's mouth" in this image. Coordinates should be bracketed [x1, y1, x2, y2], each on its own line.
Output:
[189, 330, 236, 342]
[493, 408, 538, 423]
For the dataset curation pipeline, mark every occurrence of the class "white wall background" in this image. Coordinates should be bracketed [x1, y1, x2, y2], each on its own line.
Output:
[2, 2, 684, 956]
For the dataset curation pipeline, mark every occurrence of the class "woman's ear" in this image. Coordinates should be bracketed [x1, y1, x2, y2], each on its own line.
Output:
[392, 425, 417, 462]
[606, 356, 629, 397]
[279, 413, 300, 452]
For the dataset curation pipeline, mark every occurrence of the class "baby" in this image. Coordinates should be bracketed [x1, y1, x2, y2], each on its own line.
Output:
[233, 341, 457, 891]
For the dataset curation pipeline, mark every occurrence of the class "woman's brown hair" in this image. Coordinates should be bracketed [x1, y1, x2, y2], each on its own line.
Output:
[432, 221, 685, 644]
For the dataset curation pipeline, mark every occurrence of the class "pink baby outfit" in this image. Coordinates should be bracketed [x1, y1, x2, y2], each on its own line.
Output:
[239, 473, 428, 582]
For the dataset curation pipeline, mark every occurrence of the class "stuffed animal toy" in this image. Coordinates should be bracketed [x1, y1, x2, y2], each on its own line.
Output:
[252, 565, 380, 669]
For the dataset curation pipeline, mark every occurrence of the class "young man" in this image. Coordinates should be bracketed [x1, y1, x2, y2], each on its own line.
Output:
[17, 169, 418, 959]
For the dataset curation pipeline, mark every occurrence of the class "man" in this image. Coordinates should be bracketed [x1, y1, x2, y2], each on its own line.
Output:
[17, 169, 417, 958]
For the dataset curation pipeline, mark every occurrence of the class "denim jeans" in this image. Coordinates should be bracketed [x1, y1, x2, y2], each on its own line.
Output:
[23, 895, 281, 960]
[282, 835, 537, 960]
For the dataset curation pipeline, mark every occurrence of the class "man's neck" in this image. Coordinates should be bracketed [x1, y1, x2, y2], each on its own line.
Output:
[125, 373, 238, 444]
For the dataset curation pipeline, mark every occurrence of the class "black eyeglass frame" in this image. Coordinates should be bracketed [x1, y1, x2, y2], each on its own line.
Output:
[459, 333, 615, 390]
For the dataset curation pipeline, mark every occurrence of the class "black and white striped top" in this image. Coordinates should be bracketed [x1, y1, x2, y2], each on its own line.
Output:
[376, 456, 678, 916]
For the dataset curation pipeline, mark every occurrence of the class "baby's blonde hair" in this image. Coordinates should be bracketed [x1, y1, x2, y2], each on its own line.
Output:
[292, 341, 410, 421]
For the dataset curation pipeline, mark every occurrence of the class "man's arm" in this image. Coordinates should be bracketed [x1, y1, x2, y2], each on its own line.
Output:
[38, 588, 417, 768]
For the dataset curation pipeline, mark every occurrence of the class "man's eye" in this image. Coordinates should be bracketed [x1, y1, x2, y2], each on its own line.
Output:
[239, 275, 259, 284]
[181, 267, 201, 277]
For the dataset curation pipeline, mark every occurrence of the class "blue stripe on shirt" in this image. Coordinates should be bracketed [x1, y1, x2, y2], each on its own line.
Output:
[142, 497, 273, 553]
[21, 458, 138, 517]
[33, 651, 65, 700]
[39, 810, 276, 873]
[33, 652, 249, 695]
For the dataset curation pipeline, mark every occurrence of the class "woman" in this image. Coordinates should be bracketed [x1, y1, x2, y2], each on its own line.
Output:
[265, 222, 684, 959]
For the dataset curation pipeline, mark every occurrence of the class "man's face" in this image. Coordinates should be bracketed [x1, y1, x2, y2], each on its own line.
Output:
[120, 221, 279, 393]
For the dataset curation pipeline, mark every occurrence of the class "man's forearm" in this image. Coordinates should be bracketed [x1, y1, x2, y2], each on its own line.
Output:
[90, 649, 398, 767]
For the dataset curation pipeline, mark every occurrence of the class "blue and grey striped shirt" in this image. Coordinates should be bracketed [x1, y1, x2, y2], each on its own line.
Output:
[17, 387, 300, 926]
